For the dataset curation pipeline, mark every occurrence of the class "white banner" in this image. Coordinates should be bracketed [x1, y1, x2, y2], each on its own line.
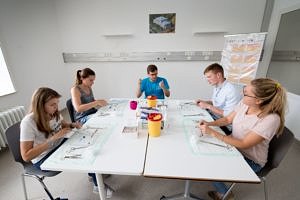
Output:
[221, 33, 267, 85]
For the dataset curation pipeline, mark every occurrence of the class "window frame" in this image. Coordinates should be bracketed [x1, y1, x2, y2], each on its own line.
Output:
[0, 43, 16, 97]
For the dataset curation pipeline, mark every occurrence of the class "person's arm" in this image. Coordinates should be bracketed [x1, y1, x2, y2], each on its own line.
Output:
[196, 99, 212, 105]
[136, 78, 143, 98]
[162, 86, 170, 97]
[159, 80, 170, 97]
[71, 87, 104, 112]
[207, 104, 224, 117]
[20, 127, 70, 162]
[200, 110, 265, 149]
[61, 120, 81, 129]
[202, 128, 265, 149]
[202, 110, 235, 127]
[197, 101, 224, 116]
[21, 141, 49, 162]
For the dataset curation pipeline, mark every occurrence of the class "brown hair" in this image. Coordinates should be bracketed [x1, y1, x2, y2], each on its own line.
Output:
[251, 78, 287, 135]
[29, 87, 61, 138]
[75, 68, 96, 85]
[203, 63, 224, 77]
[147, 64, 158, 74]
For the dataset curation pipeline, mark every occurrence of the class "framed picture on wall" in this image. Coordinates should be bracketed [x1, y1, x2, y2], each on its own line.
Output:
[149, 13, 176, 34]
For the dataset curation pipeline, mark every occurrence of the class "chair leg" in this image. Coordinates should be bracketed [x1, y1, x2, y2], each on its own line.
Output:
[21, 174, 29, 200]
[24, 174, 55, 200]
[261, 176, 268, 200]
[222, 183, 235, 200]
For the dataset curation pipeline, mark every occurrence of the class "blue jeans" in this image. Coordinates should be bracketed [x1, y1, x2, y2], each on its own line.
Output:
[213, 157, 262, 195]
[88, 173, 98, 186]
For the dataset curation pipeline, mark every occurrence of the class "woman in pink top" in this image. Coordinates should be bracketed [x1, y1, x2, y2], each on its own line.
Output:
[199, 78, 287, 200]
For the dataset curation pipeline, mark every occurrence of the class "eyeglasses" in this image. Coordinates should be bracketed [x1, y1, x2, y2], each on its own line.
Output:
[243, 87, 258, 99]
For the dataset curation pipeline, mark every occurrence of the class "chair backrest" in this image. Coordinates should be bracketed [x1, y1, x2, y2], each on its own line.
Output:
[5, 122, 26, 165]
[259, 127, 294, 176]
[66, 98, 75, 123]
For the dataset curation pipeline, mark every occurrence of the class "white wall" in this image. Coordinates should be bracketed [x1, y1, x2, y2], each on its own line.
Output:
[56, 0, 266, 100]
[267, 9, 300, 95]
[257, 0, 300, 77]
[0, 0, 266, 111]
[286, 92, 300, 140]
[0, 0, 66, 110]
[55, 0, 265, 52]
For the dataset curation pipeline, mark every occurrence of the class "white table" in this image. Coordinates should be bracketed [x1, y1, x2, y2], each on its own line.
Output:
[143, 100, 260, 199]
[41, 99, 148, 200]
[42, 99, 260, 200]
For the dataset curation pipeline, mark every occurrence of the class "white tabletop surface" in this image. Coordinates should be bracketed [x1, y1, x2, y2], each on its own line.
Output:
[143, 100, 260, 183]
[41, 99, 148, 176]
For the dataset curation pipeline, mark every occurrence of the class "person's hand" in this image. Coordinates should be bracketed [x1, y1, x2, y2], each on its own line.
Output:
[159, 80, 165, 89]
[198, 101, 212, 110]
[53, 127, 71, 140]
[199, 120, 209, 126]
[138, 78, 142, 88]
[195, 99, 202, 104]
[71, 122, 82, 129]
[199, 123, 212, 135]
[96, 99, 108, 107]
[137, 78, 142, 91]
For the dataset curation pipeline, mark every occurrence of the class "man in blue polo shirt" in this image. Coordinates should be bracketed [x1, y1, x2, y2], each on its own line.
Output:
[136, 64, 170, 99]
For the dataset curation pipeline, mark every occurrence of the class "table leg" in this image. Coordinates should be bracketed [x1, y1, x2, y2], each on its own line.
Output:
[96, 173, 106, 200]
[160, 180, 203, 200]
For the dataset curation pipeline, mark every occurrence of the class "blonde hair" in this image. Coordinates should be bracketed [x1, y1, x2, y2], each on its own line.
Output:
[30, 87, 61, 138]
[251, 78, 287, 135]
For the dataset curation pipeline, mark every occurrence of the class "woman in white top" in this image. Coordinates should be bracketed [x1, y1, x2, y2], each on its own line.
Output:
[20, 87, 81, 169]
[199, 78, 287, 200]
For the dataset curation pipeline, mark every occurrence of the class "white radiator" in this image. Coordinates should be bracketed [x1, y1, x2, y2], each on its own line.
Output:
[0, 106, 26, 149]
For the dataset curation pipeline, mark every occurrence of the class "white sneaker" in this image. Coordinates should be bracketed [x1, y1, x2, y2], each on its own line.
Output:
[93, 186, 113, 198]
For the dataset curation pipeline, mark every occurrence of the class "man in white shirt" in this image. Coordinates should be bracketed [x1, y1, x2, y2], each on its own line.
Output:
[196, 63, 242, 133]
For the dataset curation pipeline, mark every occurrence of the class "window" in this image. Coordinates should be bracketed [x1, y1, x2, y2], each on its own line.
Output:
[0, 46, 15, 96]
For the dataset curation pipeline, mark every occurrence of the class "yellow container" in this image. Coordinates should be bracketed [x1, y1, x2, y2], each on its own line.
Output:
[148, 113, 162, 137]
[147, 95, 157, 107]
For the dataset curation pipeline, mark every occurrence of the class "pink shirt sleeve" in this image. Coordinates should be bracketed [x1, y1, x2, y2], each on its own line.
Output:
[250, 114, 280, 141]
